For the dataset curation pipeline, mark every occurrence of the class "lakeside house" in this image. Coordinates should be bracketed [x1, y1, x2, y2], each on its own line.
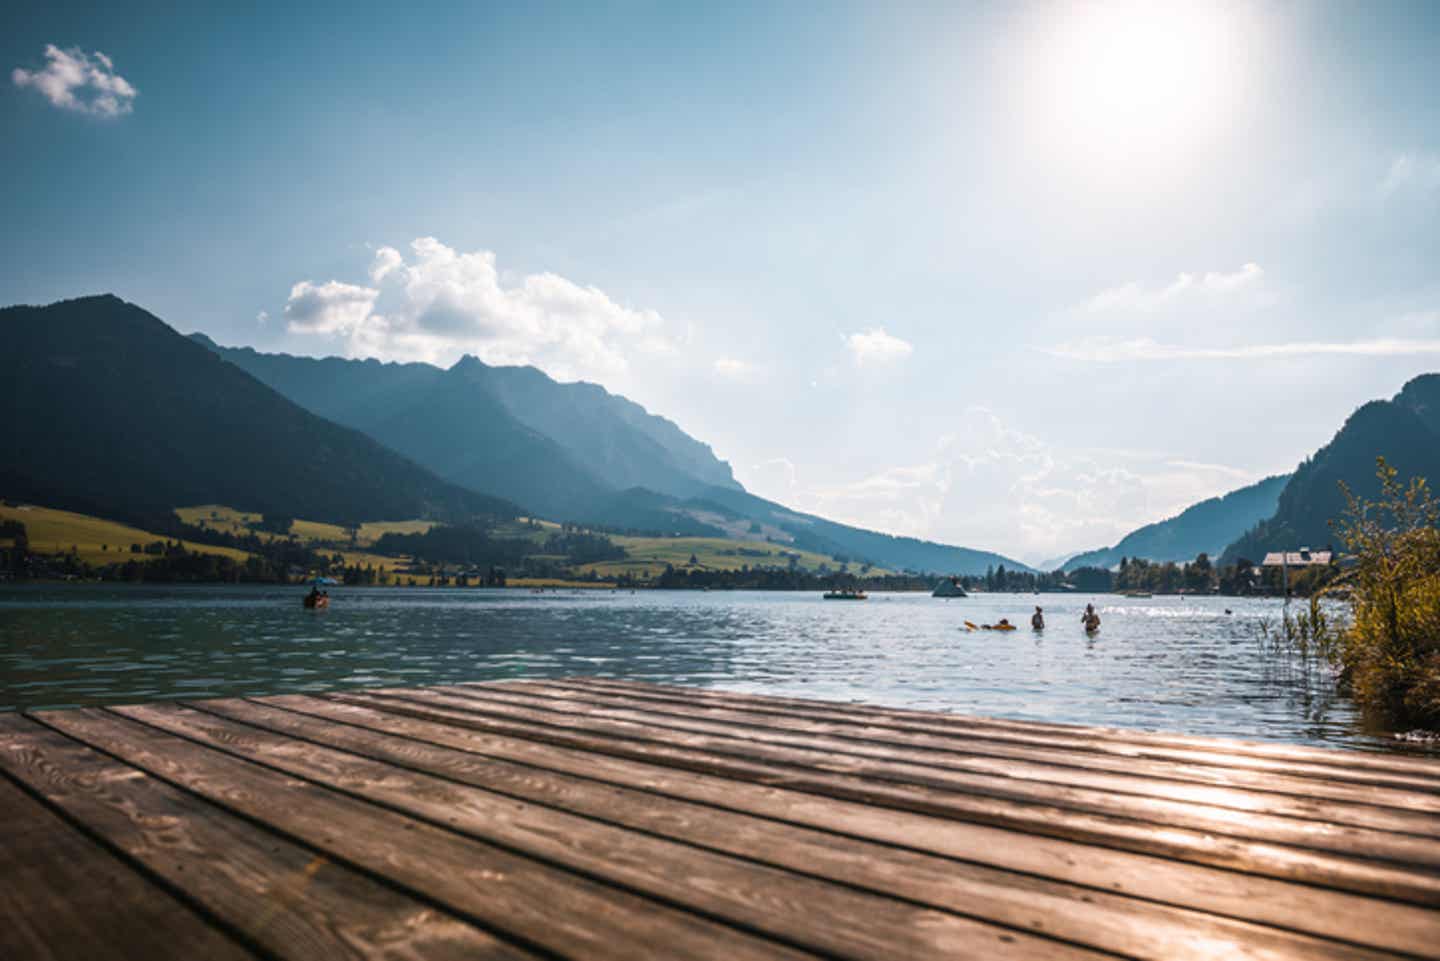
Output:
[1259, 548, 1334, 568]
[1259, 547, 1335, 596]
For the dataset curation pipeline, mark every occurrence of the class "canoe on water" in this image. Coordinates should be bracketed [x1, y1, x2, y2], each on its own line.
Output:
[302, 594, 329, 610]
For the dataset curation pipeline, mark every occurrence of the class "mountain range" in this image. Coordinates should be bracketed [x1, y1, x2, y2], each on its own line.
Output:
[4, 295, 1029, 574]
[1220, 374, 1440, 564]
[1054, 372, 1440, 571]
[23, 295, 1430, 578]
[1059, 474, 1289, 572]
[2, 296, 515, 530]
[195, 332, 1032, 574]
[189, 336, 741, 526]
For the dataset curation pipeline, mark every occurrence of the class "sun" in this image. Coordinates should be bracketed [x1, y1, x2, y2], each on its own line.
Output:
[1019, 1, 1256, 176]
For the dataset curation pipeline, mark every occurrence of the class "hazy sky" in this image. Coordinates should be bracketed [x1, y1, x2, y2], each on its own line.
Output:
[5, 1, 1440, 564]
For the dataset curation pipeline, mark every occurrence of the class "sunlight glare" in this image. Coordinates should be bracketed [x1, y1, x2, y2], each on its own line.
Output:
[1022, 1, 1253, 178]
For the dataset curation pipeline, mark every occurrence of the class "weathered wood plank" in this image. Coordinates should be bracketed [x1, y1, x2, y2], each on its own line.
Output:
[122, 701, 1114, 961]
[9, 679, 1439, 961]
[527, 678, 1440, 815]
[193, 694, 1418, 961]
[0, 715, 256, 961]
[34, 707, 823, 961]
[265, 692, 1440, 957]
[337, 688, 1440, 906]
[481, 679, 1440, 831]
[562, 677, 1440, 785]
[390, 685, 1440, 870]
[1, 716, 535, 961]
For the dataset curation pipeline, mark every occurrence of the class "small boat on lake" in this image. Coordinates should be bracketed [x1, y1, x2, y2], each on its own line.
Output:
[823, 589, 868, 600]
[932, 577, 967, 598]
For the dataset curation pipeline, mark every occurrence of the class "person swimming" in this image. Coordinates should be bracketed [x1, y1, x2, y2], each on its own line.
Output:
[1082, 603, 1101, 632]
[1031, 606, 1044, 630]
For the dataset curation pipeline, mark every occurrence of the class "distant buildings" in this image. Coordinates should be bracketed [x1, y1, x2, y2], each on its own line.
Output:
[1258, 547, 1335, 596]
[1259, 548, 1333, 568]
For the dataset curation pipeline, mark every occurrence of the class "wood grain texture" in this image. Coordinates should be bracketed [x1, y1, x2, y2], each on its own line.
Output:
[336, 687, 1440, 907]
[32, 706, 825, 961]
[257, 692, 1440, 957]
[557, 677, 1440, 784]
[0, 715, 532, 961]
[0, 714, 256, 961]
[118, 700, 1111, 961]
[511, 678, 1440, 818]
[6, 680, 1439, 961]
[188, 694, 1417, 961]
[443, 684, 1440, 847]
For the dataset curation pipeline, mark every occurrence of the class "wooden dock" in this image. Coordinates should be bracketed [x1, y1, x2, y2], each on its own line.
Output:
[3, 678, 1439, 960]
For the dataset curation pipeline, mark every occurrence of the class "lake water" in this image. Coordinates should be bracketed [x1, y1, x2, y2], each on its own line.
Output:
[0, 585, 1411, 752]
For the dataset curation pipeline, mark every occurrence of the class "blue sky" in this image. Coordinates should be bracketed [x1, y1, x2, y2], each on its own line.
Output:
[5, 1, 1440, 564]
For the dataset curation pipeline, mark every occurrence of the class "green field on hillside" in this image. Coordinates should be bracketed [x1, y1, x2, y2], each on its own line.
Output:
[7, 502, 870, 581]
[1, 504, 252, 565]
[178, 505, 435, 551]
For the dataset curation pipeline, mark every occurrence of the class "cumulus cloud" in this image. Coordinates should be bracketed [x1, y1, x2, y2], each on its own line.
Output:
[752, 407, 1264, 562]
[284, 280, 379, 335]
[12, 44, 136, 116]
[1046, 335, 1440, 363]
[844, 327, 913, 367]
[283, 238, 669, 381]
[1083, 263, 1263, 313]
[369, 246, 403, 283]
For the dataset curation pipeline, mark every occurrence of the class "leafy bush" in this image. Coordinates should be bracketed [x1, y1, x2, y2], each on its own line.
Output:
[1323, 459, 1440, 727]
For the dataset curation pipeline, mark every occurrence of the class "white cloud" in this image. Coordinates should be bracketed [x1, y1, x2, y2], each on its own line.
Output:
[284, 238, 670, 381]
[256, 310, 270, 326]
[753, 407, 1265, 563]
[1381, 152, 1440, 197]
[843, 327, 913, 367]
[1046, 335, 1440, 363]
[12, 44, 136, 116]
[713, 356, 759, 381]
[369, 246, 403, 283]
[284, 280, 379, 334]
[1083, 263, 1263, 313]
[1200, 262, 1263, 293]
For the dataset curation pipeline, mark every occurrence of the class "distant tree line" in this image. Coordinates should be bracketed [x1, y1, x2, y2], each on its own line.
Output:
[371, 523, 629, 577]
[372, 525, 541, 568]
[541, 531, 627, 564]
[649, 566, 934, 592]
[1, 520, 29, 579]
[951, 553, 1339, 597]
[6, 539, 300, 583]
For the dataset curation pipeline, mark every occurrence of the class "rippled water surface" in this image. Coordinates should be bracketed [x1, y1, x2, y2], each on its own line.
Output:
[0, 585, 1405, 751]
